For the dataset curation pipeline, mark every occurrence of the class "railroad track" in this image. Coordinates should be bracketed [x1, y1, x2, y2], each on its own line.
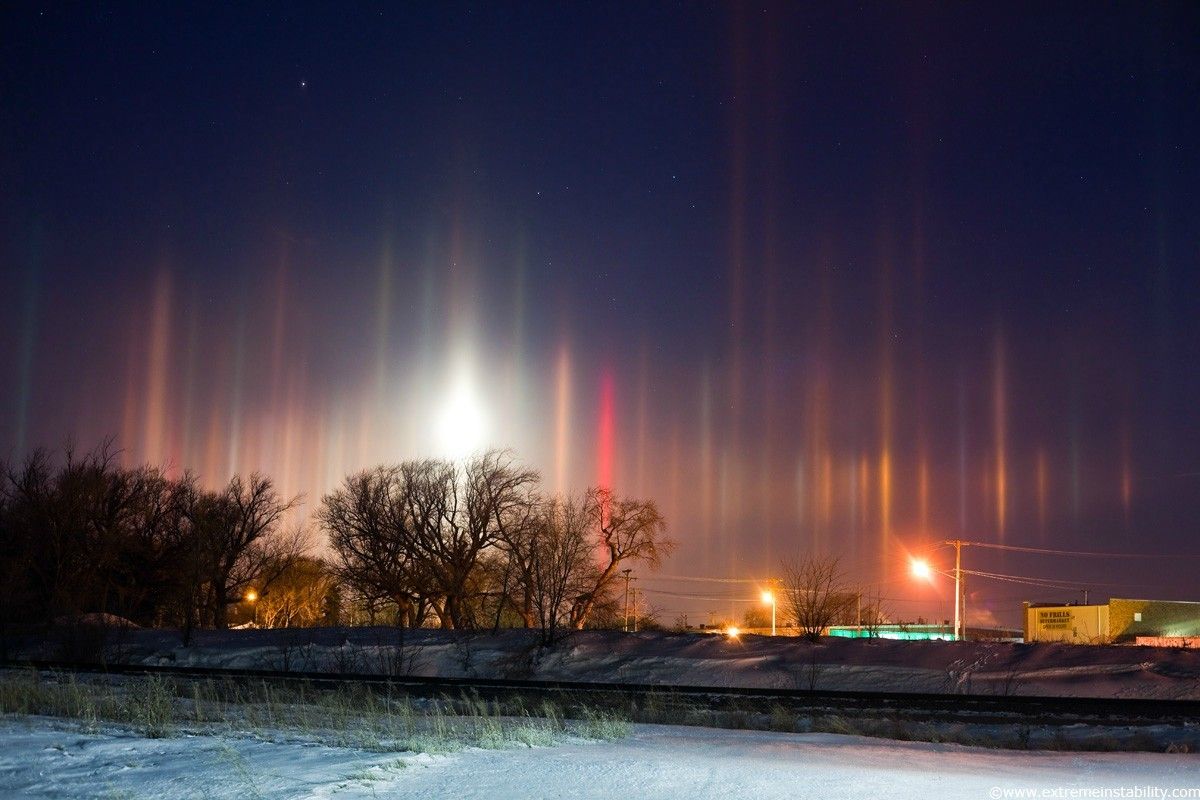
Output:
[5, 659, 1199, 729]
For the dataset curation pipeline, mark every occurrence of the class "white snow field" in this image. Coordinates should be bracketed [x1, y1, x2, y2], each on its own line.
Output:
[2, 717, 1197, 800]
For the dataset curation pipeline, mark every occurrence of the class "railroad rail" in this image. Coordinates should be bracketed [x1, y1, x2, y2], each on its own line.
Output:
[4, 659, 1199, 729]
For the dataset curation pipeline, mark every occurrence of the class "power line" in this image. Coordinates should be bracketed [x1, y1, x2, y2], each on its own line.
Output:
[966, 569, 1163, 590]
[963, 541, 1200, 559]
[963, 570, 1090, 594]
[642, 574, 765, 584]
[639, 587, 758, 602]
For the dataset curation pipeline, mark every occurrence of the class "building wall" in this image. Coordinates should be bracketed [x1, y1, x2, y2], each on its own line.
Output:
[1024, 604, 1108, 643]
[1024, 599, 1200, 643]
[1108, 599, 1200, 641]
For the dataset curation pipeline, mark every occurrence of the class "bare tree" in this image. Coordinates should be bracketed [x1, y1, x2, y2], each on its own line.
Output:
[492, 505, 542, 629]
[407, 451, 538, 629]
[195, 473, 304, 628]
[320, 465, 435, 626]
[3, 445, 120, 623]
[857, 584, 890, 638]
[523, 496, 595, 642]
[322, 450, 538, 630]
[1, 443, 198, 630]
[569, 488, 674, 629]
[781, 554, 851, 642]
[741, 605, 771, 631]
[253, 557, 336, 628]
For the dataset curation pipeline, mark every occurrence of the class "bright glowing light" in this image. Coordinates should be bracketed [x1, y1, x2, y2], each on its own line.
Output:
[244, 589, 258, 603]
[434, 367, 488, 459]
[910, 559, 933, 581]
[761, 590, 774, 605]
[726, 626, 740, 637]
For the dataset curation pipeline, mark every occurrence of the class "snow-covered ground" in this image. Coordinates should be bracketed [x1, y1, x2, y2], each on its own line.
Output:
[2, 716, 1196, 800]
[18, 626, 1200, 699]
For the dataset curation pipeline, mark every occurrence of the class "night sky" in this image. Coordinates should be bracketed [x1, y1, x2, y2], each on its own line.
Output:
[3, 3, 1199, 627]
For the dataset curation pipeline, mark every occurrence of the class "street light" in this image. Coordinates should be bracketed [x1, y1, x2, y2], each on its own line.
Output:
[910, 559, 933, 581]
[910, 543, 967, 642]
[244, 589, 259, 626]
[726, 626, 740, 638]
[761, 590, 776, 636]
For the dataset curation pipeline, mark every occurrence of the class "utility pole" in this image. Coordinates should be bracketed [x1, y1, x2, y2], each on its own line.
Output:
[961, 568, 967, 642]
[621, 569, 635, 632]
[946, 539, 964, 642]
[631, 588, 641, 632]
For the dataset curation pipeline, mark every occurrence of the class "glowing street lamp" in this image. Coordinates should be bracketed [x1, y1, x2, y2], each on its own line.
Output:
[910, 542, 967, 642]
[726, 626, 740, 638]
[244, 589, 259, 627]
[761, 590, 776, 636]
[910, 559, 933, 581]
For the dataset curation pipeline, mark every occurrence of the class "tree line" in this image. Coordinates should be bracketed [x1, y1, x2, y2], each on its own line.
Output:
[0, 443, 303, 639]
[0, 443, 674, 641]
[321, 450, 673, 634]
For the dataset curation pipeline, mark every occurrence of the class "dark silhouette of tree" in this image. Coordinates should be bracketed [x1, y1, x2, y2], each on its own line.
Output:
[196, 473, 304, 629]
[501, 494, 595, 642]
[399, 452, 538, 629]
[857, 585, 890, 638]
[1, 444, 206, 632]
[2, 440, 677, 640]
[781, 554, 853, 641]
[569, 488, 673, 629]
[322, 451, 538, 629]
[320, 464, 435, 627]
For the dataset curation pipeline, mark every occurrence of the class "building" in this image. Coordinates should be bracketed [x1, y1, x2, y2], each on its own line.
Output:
[827, 623, 1022, 641]
[1023, 598, 1200, 644]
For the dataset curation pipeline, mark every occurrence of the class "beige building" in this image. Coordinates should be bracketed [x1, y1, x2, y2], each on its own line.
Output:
[1024, 598, 1200, 644]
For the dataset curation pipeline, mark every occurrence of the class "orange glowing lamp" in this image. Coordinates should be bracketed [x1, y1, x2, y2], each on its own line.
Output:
[910, 559, 933, 581]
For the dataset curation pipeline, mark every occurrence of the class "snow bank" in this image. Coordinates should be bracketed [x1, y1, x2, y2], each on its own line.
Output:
[13, 626, 1200, 699]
